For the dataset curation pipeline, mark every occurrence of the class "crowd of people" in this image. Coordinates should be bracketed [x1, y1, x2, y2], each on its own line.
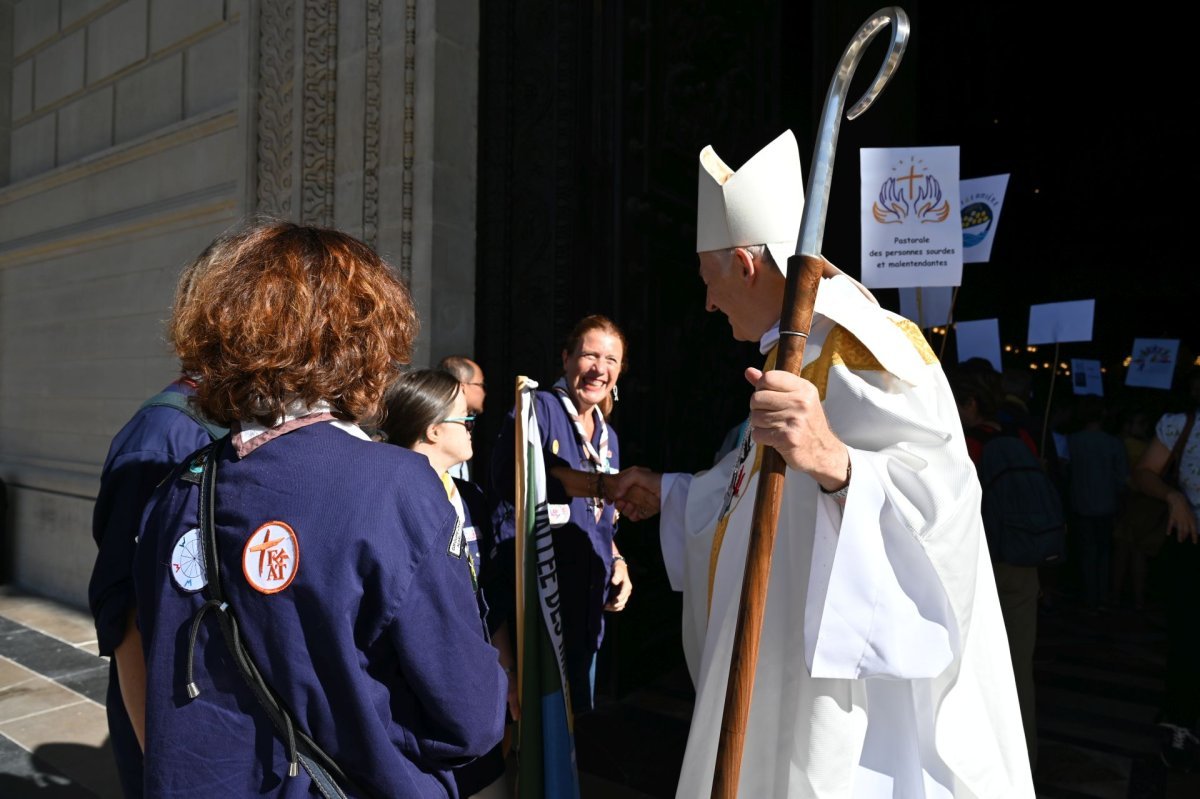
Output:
[945, 356, 1200, 775]
[82, 128, 1200, 799]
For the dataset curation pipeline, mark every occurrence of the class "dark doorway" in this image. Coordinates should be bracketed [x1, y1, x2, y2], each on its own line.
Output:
[475, 0, 923, 699]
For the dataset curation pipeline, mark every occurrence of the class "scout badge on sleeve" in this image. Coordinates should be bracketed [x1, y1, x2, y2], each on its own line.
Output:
[242, 521, 300, 594]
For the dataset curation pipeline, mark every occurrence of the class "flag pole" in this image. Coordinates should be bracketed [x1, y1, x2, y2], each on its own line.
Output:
[513, 377, 528, 707]
[710, 8, 911, 797]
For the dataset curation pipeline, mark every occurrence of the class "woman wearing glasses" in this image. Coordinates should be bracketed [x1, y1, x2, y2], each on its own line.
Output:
[383, 368, 513, 799]
[490, 314, 638, 715]
[383, 369, 492, 590]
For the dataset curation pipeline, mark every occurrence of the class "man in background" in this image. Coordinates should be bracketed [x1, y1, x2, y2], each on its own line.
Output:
[440, 355, 486, 480]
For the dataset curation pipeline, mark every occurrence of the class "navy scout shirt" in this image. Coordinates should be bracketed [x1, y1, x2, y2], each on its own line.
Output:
[89, 380, 213, 798]
[134, 421, 506, 798]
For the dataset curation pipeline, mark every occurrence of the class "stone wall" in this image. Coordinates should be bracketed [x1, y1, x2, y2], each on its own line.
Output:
[0, 0, 479, 607]
[1, 0, 246, 605]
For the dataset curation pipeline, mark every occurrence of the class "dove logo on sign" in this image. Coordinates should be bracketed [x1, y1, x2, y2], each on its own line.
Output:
[872, 157, 951, 225]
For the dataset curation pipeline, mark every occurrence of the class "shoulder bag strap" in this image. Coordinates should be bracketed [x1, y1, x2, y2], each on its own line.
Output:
[139, 390, 230, 441]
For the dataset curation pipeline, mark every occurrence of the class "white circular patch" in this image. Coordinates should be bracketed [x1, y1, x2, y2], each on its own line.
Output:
[241, 521, 300, 594]
[547, 503, 571, 527]
[170, 528, 207, 592]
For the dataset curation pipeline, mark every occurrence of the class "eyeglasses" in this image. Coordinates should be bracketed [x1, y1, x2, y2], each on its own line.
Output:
[441, 415, 477, 432]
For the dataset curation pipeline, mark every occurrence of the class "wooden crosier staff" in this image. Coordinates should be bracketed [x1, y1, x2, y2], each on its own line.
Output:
[709, 8, 911, 797]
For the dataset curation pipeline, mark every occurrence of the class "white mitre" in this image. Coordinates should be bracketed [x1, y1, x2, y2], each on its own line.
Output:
[696, 130, 803, 273]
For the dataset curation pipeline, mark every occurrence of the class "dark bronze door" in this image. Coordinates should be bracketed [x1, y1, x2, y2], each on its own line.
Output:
[475, 0, 921, 702]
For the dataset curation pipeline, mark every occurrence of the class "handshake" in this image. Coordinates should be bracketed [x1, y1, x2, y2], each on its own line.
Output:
[549, 464, 664, 522]
[602, 466, 663, 522]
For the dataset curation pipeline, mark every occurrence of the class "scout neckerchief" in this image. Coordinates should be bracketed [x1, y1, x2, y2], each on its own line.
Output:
[230, 399, 369, 458]
[551, 378, 612, 521]
[707, 342, 779, 616]
[441, 471, 480, 593]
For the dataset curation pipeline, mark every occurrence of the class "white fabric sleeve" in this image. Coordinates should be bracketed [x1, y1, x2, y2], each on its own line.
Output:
[658, 472, 693, 591]
[804, 446, 957, 680]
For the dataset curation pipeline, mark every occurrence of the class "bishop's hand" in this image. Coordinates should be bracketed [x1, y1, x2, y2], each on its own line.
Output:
[744, 367, 850, 493]
[607, 466, 662, 521]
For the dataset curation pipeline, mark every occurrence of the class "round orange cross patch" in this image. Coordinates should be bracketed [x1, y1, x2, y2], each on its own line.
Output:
[242, 521, 300, 594]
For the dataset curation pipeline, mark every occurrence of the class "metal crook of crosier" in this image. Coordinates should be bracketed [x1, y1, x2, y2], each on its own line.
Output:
[796, 6, 910, 261]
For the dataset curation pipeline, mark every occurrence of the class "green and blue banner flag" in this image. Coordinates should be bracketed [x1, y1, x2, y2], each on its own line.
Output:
[513, 377, 581, 798]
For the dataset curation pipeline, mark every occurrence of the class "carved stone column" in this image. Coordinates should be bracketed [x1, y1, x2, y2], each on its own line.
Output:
[251, 0, 477, 365]
[254, 0, 339, 227]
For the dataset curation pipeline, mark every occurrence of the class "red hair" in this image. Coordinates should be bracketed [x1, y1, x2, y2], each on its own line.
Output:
[168, 221, 418, 426]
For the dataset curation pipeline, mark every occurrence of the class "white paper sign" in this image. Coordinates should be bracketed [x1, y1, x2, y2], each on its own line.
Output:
[955, 318, 1002, 371]
[1126, 338, 1180, 390]
[1027, 300, 1094, 345]
[1071, 359, 1103, 396]
[1054, 432, 1070, 461]
[961, 174, 1010, 263]
[861, 146, 962, 289]
[899, 286, 954, 329]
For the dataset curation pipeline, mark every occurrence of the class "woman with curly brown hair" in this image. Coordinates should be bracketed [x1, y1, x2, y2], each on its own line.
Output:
[132, 221, 505, 797]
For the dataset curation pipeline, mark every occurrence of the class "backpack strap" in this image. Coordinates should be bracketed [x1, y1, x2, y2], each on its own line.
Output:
[978, 432, 1048, 491]
[139, 390, 229, 441]
[180, 441, 366, 799]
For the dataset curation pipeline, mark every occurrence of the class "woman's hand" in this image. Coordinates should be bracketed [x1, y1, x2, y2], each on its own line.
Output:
[1133, 443, 1197, 544]
[605, 557, 632, 611]
[504, 668, 521, 721]
[1166, 490, 1197, 544]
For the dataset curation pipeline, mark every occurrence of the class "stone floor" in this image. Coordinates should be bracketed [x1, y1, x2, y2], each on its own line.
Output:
[0, 587, 655, 799]
[2, 584, 1199, 798]
[0, 589, 119, 798]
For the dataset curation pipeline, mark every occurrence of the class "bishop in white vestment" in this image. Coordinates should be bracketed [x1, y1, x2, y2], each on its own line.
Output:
[634, 131, 1034, 798]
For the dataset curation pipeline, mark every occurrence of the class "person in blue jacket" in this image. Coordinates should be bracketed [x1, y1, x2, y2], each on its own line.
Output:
[490, 314, 635, 714]
[131, 221, 506, 797]
[88, 377, 222, 798]
[384, 367, 514, 798]
[89, 236, 233, 798]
